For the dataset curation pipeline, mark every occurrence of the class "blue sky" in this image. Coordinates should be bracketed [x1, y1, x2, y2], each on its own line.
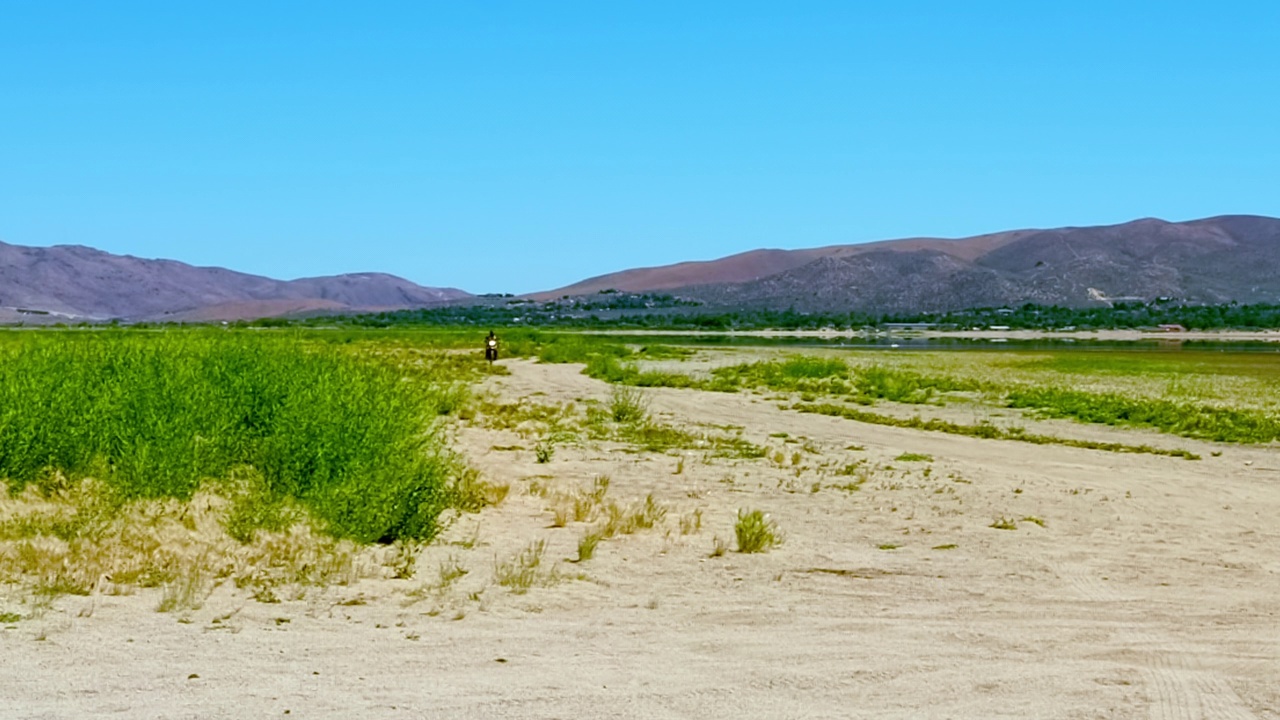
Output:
[2, 1, 1277, 294]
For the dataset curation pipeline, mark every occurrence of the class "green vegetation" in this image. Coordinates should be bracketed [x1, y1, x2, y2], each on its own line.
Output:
[588, 355, 987, 407]
[580, 346, 1276, 446]
[494, 539, 553, 594]
[0, 332, 476, 543]
[1006, 387, 1280, 443]
[734, 509, 782, 553]
[609, 386, 651, 423]
[889, 301, 1280, 332]
[240, 291, 1280, 332]
[704, 356, 851, 394]
[576, 530, 602, 562]
[0, 475, 366, 604]
[792, 403, 1201, 459]
[679, 508, 703, 535]
[853, 366, 981, 403]
[478, 391, 763, 459]
[536, 336, 631, 364]
[584, 355, 700, 388]
[608, 419, 766, 458]
[895, 453, 934, 462]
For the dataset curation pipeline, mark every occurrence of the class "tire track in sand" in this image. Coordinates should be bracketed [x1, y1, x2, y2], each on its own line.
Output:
[1054, 569, 1257, 720]
[1141, 652, 1256, 720]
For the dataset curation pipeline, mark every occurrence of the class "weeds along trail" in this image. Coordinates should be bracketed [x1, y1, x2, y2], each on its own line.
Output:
[0, 330, 507, 606]
[577, 348, 1280, 445]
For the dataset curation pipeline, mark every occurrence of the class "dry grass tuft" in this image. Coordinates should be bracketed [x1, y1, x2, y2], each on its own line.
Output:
[0, 479, 372, 608]
[734, 509, 782, 553]
[494, 540, 559, 594]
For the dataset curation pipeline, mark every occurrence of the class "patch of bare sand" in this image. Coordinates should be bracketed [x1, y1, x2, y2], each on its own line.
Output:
[3, 358, 1278, 719]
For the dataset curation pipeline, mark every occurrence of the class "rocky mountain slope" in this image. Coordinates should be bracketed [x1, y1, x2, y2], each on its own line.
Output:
[0, 241, 468, 322]
[537, 215, 1280, 312]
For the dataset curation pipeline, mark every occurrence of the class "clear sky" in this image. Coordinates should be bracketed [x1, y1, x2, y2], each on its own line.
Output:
[2, 1, 1277, 294]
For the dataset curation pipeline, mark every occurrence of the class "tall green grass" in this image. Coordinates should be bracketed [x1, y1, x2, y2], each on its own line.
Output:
[1005, 387, 1280, 443]
[852, 366, 981, 403]
[536, 336, 630, 364]
[583, 355, 700, 388]
[707, 356, 850, 394]
[593, 355, 980, 403]
[0, 332, 465, 542]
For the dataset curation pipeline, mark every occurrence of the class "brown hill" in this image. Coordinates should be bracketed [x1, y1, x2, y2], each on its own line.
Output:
[0, 241, 469, 322]
[529, 229, 1036, 300]
[535, 215, 1280, 312]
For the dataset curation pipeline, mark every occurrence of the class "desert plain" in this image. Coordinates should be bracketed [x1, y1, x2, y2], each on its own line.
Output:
[2, 349, 1278, 720]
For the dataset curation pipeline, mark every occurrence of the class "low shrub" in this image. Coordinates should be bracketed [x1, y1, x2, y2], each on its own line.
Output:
[734, 509, 782, 553]
[609, 386, 651, 423]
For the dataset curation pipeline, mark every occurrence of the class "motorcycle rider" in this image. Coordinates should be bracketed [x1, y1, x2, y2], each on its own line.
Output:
[485, 331, 499, 363]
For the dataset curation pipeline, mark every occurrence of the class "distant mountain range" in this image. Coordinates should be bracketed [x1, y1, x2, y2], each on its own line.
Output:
[534, 215, 1280, 313]
[0, 241, 469, 323]
[4, 214, 1279, 323]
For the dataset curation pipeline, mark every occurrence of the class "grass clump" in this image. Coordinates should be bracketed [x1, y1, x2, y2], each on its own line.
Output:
[709, 536, 729, 557]
[585, 400, 765, 459]
[734, 509, 782, 554]
[599, 494, 668, 537]
[989, 517, 1018, 530]
[852, 366, 979, 404]
[576, 531, 602, 562]
[679, 509, 703, 535]
[494, 540, 554, 594]
[584, 356, 700, 389]
[437, 556, 469, 587]
[895, 452, 933, 462]
[609, 386, 651, 423]
[706, 357, 849, 395]
[474, 398, 578, 438]
[0, 332, 469, 543]
[544, 476, 612, 527]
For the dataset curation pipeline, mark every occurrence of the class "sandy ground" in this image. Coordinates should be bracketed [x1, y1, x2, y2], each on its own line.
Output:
[3, 358, 1278, 719]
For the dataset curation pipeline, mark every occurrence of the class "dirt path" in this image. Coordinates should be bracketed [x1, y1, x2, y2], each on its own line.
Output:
[4, 358, 1278, 719]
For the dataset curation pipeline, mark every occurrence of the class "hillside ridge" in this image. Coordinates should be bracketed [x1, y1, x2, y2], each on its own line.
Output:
[533, 215, 1280, 312]
[0, 240, 469, 322]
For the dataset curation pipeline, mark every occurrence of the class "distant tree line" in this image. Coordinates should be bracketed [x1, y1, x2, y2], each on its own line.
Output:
[249, 300, 1280, 332]
[908, 302, 1280, 331]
